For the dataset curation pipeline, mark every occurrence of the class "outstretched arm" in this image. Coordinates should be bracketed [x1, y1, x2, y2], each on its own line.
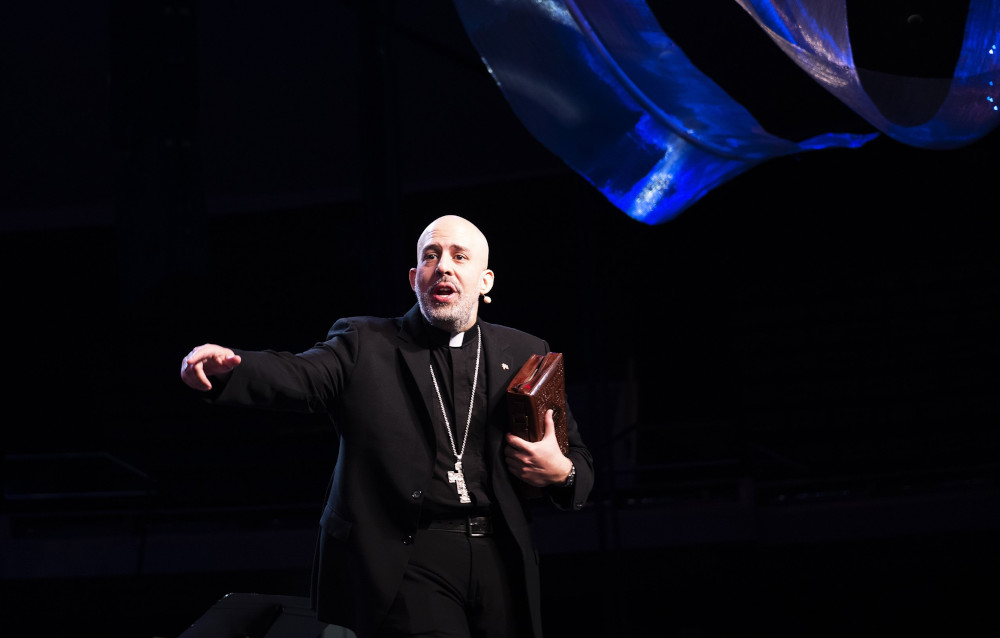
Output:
[180, 343, 243, 391]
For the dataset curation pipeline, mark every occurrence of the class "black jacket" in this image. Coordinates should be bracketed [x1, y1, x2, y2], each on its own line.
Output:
[211, 304, 594, 638]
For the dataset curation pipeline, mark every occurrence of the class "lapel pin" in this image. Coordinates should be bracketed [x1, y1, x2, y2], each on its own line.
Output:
[502, 363, 509, 370]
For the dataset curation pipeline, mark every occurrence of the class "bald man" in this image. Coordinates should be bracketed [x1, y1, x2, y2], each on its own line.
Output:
[181, 215, 594, 638]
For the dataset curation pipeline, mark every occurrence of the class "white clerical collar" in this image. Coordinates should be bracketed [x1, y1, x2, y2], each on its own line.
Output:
[448, 322, 480, 347]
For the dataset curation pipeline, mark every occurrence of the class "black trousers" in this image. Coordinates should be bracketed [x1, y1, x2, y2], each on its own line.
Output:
[378, 528, 522, 638]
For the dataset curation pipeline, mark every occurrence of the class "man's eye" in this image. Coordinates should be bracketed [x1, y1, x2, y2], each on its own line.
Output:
[454, 254, 468, 261]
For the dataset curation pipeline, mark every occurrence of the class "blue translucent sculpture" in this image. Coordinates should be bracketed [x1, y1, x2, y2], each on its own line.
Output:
[736, 0, 1000, 149]
[451, 0, 999, 224]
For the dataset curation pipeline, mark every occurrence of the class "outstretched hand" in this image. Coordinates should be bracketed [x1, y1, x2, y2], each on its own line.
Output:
[180, 344, 242, 391]
[504, 409, 573, 487]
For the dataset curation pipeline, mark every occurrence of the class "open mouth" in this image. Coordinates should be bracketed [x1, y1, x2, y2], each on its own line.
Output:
[431, 282, 458, 303]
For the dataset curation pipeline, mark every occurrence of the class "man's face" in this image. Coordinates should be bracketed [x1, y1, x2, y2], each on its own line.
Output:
[409, 216, 493, 334]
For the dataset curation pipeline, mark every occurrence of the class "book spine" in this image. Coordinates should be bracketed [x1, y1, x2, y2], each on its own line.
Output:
[507, 393, 535, 442]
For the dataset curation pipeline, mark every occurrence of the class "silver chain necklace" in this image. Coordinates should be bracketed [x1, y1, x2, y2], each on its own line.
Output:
[428, 325, 481, 504]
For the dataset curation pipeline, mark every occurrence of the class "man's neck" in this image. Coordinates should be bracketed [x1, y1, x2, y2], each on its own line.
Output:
[424, 313, 478, 340]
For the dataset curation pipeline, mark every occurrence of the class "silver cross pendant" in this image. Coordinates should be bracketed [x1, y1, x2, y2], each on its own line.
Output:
[448, 460, 472, 504]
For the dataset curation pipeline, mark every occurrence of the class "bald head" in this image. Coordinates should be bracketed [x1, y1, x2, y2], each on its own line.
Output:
[415, 215, 490, 271]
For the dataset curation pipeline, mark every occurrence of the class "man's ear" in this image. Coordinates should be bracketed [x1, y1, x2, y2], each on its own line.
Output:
[408, 268, 417, 291]
[481, 269, 495, 295]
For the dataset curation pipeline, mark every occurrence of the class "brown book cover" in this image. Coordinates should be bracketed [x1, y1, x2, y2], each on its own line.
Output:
[506, 352, 569, 454]
[506, 352, 570, 499]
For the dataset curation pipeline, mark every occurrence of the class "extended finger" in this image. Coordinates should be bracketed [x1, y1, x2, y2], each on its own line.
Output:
[194, 360, 212, 388]
[543, 409, 556, 436]
[180, 358, 212, 391]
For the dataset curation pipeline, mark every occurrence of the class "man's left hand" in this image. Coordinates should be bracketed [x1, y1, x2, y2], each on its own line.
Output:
[504, 409, 573, 487]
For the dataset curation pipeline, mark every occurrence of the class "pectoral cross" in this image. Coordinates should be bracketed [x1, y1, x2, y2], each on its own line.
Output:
[448, 459, 472, 504]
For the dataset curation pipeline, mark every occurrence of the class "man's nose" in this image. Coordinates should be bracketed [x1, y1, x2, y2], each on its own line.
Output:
[436, 255, 454, 274]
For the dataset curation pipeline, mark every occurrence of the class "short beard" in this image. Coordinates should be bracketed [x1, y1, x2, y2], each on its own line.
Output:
[416, 288, 478, 334]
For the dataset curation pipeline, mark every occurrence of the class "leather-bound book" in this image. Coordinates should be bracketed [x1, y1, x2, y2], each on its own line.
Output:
[506, 353, 569, 497]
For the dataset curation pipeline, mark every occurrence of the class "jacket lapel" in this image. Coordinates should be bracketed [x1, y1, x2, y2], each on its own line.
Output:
[397, 305, 438, 439]
[480, 320, 516, 408]
[480, 321, 518, 476]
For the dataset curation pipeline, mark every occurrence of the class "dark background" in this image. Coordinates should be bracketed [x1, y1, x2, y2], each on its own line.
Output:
[1, 2, 997, 637]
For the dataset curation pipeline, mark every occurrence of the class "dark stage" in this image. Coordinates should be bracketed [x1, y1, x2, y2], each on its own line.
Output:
[2, 2, 998, 637]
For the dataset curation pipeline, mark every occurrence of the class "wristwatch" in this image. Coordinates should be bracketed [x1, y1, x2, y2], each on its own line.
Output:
[563, 462, 576, 488]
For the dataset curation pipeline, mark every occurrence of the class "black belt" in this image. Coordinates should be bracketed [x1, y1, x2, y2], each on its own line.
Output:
[422, 515, 494, 537]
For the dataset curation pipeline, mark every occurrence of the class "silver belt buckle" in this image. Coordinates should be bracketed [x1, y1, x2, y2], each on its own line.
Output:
[467, 516, 489, 537]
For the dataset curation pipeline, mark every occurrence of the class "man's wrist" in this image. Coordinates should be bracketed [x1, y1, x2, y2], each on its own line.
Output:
[562, 462, 576, 488]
